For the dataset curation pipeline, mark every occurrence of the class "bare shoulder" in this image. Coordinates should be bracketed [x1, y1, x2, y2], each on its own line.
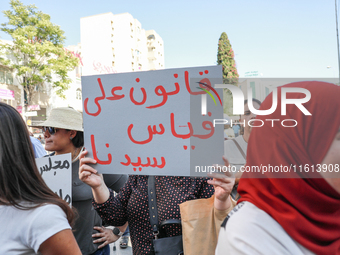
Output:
[39, 229, 81, 255]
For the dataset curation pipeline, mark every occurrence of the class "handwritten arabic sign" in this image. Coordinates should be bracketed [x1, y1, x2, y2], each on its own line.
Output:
[36, 154, 72, 205]
[82, 66, 224, 176]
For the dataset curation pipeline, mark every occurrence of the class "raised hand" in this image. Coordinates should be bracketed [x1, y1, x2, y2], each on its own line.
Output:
[79, 150, 103, 188]
[208, 156, 235, 211]
[79, 150, 110, 204]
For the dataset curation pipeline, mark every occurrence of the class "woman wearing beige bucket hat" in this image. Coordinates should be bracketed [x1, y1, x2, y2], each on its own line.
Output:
[37, 107, 128, 255]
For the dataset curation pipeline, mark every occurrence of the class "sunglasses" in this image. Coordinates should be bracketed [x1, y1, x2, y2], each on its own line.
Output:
[42, 126, 58, 135]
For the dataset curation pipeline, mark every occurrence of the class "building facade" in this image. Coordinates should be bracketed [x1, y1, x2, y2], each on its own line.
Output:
[80, 12, 164, 75]
[1, 12, 164, 133]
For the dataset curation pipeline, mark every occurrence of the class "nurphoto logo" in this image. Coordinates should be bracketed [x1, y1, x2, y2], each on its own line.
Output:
[199, 84, 312, 128]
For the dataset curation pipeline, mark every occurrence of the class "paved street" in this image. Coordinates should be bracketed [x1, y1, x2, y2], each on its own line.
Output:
[109, 237, 133, 255]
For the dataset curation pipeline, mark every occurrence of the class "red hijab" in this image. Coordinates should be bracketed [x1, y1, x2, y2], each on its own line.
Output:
[238, 81, 340, 254]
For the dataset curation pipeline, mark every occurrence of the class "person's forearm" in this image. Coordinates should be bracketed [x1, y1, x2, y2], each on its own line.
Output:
[214, 195, 232, 211]
[92, 182, 110, 204]
[117, 222, 128, 233]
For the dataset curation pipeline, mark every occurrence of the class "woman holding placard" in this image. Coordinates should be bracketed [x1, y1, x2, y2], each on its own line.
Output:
[37, 107, 128, 255]
[79, 151, 236, 255]
[0, 102, 81, 255]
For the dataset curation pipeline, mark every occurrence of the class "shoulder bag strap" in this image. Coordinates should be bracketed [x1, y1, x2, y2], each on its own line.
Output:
[148, 176, 160, 239]
[231, 139, 246, 160]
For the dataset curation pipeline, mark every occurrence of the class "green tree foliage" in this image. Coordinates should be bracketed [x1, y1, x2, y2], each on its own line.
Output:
[217, 32, 239, 85]
[217, 32, 239, 116]
[0, 0, 79, 105]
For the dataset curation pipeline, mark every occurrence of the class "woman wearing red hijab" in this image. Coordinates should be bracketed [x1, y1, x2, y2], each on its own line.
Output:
[216, 81, 340, 255]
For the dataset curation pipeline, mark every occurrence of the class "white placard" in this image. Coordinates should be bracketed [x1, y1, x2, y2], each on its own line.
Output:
[36, 154, 72, 205]
[82, 66, 224, 176]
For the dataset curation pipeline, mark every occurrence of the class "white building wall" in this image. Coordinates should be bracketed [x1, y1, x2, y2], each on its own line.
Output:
[146, 30, 164, 70]
[81, 12, 116, 76]
[49, 70, 82, 113]
[111, 13, 136, 72]
[139, 28, 148, 70]
[80, 12, 164, 75]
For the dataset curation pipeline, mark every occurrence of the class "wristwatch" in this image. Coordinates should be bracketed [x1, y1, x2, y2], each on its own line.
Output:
[112, 227, 124, 237]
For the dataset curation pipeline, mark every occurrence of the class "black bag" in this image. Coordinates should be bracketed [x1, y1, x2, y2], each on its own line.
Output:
[153, 235, 183, 255]
[148, 176, 184, 255]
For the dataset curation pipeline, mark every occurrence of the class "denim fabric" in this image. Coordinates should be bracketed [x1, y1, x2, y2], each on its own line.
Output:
[92, 244, 110, 255]
[122, 226, 130, 237]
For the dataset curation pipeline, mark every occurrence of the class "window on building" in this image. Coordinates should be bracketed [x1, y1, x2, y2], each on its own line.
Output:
[250, 82, 256, 98]
[76, 88, 82, 100]
[147, 34, 155, 40]
[0, 98, 15, 107]
[6, 73, 13, 85]
[265, 87, 269, 96]
[0, 70, 5, 83]
[0, 68, 13, 85]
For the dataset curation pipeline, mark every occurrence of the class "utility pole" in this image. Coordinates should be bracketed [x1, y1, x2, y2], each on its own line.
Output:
[335, 0, 340, 84]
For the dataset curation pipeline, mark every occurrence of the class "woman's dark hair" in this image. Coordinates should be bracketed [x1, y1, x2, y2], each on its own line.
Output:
[0, 103, 75, 226]
[71, 131, 84, 148]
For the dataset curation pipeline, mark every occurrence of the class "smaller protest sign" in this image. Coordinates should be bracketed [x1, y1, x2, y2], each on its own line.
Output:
[36, 154, 72, 205]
